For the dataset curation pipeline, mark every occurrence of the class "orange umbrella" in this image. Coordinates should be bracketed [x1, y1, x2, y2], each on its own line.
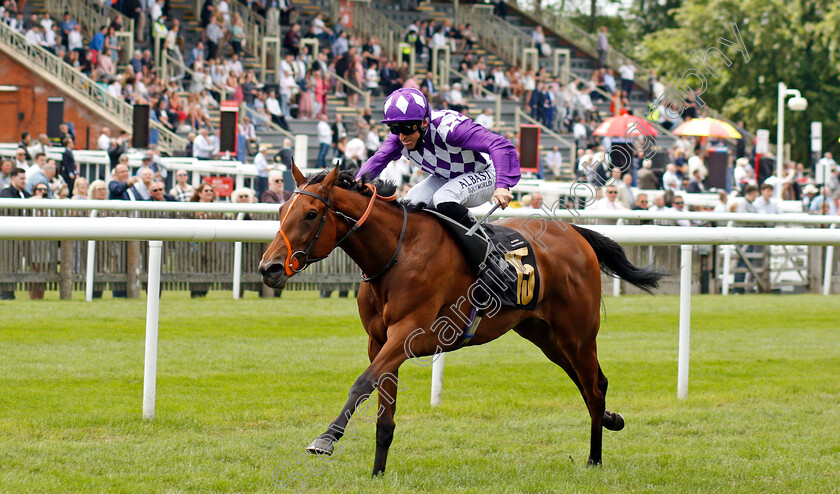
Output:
[672, 118, 742, 138]
[592, 115, 659, 137]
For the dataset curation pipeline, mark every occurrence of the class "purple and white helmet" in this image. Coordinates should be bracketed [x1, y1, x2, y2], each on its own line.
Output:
[381, 88, 430, 124]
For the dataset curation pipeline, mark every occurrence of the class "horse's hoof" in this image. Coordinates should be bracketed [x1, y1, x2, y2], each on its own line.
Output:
[604, 411, 625, 431]
[306, 437, 334, 455]
[586, 457, 602, 467]
[371, 468, 385, 478]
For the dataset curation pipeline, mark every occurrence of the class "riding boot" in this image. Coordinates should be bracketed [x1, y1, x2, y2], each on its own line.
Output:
[436, 202, 507, 278]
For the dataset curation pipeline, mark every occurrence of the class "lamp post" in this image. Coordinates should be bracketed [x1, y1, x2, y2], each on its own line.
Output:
[777, 82, 808, 200]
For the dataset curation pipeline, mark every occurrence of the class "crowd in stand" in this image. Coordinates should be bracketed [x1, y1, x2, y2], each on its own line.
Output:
[2, 0, 839, 217]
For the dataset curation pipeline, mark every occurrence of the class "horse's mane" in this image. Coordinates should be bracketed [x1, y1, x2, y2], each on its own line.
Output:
[304, 168, 425, 212]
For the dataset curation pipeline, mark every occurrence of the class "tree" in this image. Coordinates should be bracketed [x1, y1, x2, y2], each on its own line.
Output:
[638, 0, 840, 164]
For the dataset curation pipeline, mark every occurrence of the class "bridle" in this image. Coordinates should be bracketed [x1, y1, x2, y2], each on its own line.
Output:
[276, 182, 408, 282]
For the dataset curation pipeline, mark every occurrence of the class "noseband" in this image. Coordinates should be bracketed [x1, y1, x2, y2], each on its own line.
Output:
[276, 182, 407, 282]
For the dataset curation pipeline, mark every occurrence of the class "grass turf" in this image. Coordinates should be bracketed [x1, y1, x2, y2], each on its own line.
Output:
[0, 291, 838, 493]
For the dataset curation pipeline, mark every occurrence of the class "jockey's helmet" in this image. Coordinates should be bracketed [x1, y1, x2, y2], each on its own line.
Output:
[381, 88, 430, 124]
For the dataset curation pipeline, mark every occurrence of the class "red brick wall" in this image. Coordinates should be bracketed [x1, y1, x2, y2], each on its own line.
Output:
[0, 50, 116, 149]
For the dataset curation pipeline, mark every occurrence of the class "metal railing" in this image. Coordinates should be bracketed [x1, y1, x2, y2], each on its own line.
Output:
[462, 5, 524, 69]
[161, 50, 229, 102]
[241, 104, 297, 142]
[192, 0, 279, 82]
[45, 0, 134, 64]
[326, 67, 371, 111]
[347, 1, 404, 62]
[0, 21, 187, 153]
[445, 65, 502, 125]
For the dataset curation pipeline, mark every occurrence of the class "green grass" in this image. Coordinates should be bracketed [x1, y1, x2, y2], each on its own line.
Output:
[1, 291, 839, 493]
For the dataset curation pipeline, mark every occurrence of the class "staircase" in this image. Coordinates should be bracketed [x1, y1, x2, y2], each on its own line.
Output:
[0, 18, 187, 153]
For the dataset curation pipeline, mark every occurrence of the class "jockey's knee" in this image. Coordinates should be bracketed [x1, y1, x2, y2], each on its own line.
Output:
[431, 190, 461, 208]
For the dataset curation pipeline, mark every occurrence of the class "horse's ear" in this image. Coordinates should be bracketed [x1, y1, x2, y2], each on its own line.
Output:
[320, 164, 340, 191]
[290, 159, 305, 186]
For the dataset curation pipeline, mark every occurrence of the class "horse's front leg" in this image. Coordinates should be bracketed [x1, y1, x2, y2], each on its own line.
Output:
[305, 338, 408, 457]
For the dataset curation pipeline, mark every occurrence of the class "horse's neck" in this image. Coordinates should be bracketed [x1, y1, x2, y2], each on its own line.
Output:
[334, 191, 408, 278]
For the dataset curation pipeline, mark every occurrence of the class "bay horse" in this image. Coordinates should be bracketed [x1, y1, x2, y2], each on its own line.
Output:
[259, 164, 663, 476]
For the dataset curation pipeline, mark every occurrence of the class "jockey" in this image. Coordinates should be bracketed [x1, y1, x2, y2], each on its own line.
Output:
[356, 87, 521, 234]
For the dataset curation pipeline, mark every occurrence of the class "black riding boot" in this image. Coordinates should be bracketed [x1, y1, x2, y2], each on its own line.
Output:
[436, 202, 505, 277]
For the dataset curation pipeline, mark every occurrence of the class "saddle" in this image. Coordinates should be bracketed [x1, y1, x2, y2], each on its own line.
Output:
[424, 209, 540, 312]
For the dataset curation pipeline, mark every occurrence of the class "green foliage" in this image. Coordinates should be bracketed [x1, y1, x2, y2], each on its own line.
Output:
[638, 0, 840, 162]
[1, 291, 839, 492]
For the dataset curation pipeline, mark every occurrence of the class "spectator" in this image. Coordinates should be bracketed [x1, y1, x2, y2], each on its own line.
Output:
[474, 108, 495, 130]
[753, 183, 782, 215]
[108, 162, 141, 200]
[190, 181, 217, 203]
[253, 143, 274, 199]
[661, 163, 682, 192]
[25, 161, 57, 197]
[735, 185, 759, 214]
[616, 172, 634, 208]
[273, 138, 294, 168]
[648, 195, 668, 212]
[686, 169, 706, 193]
[618, 59, 635, 98]
[204, 15, 224, 60]
[59, 137, 76, 193]
[192, 128, 215, 159]
[88, 180, 108, 200]
[632, 193, 649, 210]
[231, 187, 256, 205]
[331, 113, 347, 159]
[829, 191, 840, 215]
[13, 147, 29, 171]
[592, 185, 626, 210]
[170, 169, 194, 202]
[260, 170, 291, 204]
[316, 114, 332, 168]
[0, 168, 30, 198]
[732, 185, 760, 293]
[0, 159, 13, 189]
[71, 176, 89, 199]
[545, 146, 563, 178]
[597, 26, 608, 68]
[28, 134, 51, 160]
[713, 191, 729, 213]
[671, 195, 691, 226]
[133, 165, 154, 200]
[98, 127, 112, 150]
[148, 179, 176, 201]
[265, 90, 289, 130]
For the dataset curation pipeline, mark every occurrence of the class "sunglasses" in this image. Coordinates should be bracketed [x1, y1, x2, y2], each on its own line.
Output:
[150, 188, 164, 192]
[35, 187, 48, 192]
[388, 121, 421, 135]
[272, 179, 283, 183]
[673, 201, 684, 205]
[607, 191, 618, 194]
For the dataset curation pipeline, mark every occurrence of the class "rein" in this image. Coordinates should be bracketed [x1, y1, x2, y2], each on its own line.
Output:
[277, 182, 405, 282]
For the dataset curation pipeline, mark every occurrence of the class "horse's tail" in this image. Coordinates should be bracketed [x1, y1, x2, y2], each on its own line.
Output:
[571, 224, 665, 294]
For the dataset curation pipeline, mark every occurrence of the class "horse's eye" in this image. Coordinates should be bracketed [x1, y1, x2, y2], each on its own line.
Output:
[304, 210, 318, 221]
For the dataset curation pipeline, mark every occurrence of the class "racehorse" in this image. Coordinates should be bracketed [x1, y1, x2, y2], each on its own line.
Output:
[259, 164, 664, 477]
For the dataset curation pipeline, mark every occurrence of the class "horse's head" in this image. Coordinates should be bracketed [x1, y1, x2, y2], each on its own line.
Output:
[259, 162, 342, 289]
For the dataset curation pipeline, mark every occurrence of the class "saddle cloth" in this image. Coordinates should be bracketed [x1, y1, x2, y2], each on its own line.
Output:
[425, 209, 541, 311]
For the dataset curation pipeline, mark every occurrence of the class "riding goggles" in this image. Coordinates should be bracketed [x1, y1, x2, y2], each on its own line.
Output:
[387, 121, 422, 135]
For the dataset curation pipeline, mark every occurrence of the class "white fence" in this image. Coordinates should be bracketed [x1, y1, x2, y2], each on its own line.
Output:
[1, 204, 839, 418]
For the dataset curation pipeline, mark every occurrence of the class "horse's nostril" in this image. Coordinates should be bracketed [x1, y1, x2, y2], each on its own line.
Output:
[261, 263, 285, 277]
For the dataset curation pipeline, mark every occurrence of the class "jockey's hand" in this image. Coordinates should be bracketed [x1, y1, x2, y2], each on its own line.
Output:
[492, 187, 513, 209]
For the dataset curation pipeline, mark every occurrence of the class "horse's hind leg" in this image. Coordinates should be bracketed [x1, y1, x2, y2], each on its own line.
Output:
[599, 365, 624, 432]
[516, 317, 620, 466]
